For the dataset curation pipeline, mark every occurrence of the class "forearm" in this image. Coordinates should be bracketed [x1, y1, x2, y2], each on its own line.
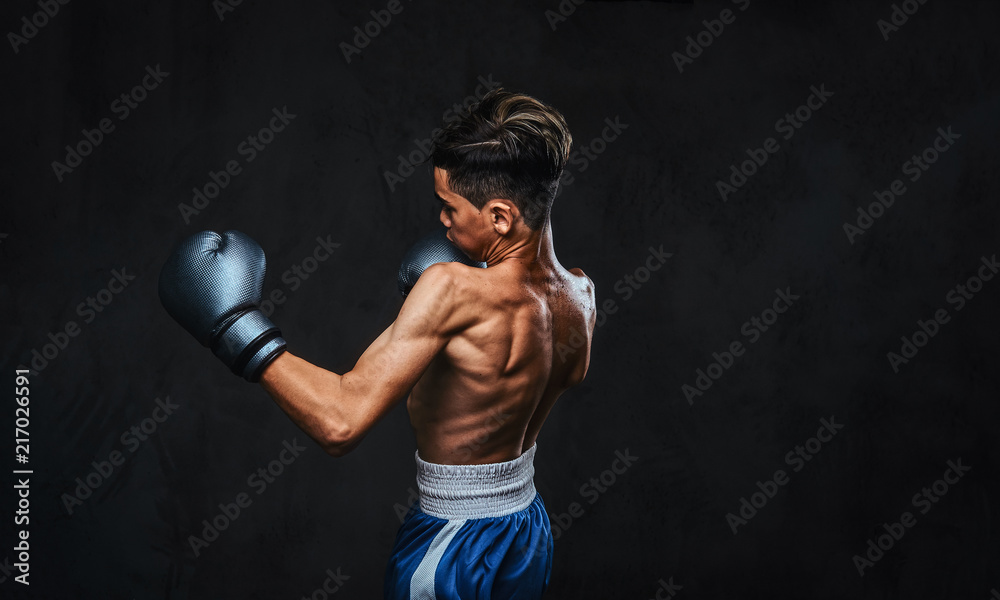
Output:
[259, 351, 355, 456]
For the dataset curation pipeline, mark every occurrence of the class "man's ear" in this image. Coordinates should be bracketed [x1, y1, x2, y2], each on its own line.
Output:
[487, 200, 518, 235]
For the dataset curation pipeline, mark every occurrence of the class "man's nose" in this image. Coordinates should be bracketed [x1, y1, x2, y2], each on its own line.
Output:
[439, 209, 451, 229]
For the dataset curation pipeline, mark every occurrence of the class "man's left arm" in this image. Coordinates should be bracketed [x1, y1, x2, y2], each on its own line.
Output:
[259, 263, 463, 456]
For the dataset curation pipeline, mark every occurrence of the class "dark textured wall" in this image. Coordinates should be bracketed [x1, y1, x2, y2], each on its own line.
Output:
[2, 1, 998, 598]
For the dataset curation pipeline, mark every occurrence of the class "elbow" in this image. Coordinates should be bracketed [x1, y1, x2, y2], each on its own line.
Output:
[323, 443, 352, 458]
[318, 421, 356, 458]
[316, 427, 354, 458]
[319, 375, 373, 457]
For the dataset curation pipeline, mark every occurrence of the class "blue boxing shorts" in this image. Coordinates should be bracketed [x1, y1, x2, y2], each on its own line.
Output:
[384, 443, 552, 599]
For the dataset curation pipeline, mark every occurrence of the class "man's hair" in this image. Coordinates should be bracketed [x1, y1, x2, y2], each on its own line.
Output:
[430, 88, 573, 231]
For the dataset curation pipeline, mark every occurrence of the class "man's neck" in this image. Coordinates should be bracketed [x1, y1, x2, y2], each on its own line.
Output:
[483, 218, 556, 268]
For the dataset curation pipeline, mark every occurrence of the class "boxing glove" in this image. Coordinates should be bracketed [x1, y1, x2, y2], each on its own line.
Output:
[397, 228, 487, 297]
[158, 230, 286, 382]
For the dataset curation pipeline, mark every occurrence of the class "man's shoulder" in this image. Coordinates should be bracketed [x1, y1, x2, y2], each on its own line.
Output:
[564, 267, 596, 305]
[562, 267, 596, 331]
[567, 267, 594, 290]
[407, 261, 485, 316]
[397, 263, 483, 336]
[420, 260, 484, 293]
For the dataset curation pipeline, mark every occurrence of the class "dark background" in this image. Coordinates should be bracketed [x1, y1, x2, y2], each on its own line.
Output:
[2, 1, 998, 598]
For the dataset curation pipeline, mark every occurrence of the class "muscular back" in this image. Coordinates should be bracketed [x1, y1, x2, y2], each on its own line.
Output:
[407, 255, 596, 465]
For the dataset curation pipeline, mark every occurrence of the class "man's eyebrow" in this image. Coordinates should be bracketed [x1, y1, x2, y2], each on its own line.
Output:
[435, 193, 448, 204]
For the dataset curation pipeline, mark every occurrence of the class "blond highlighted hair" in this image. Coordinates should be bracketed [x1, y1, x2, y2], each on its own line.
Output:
[430, 89, 573, 230]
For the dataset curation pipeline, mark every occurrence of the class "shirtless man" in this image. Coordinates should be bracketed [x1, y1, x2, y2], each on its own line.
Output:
[158, 89, 596, 599]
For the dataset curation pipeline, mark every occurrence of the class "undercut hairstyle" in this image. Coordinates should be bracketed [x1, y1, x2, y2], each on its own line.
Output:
[430, 88, 573, 231]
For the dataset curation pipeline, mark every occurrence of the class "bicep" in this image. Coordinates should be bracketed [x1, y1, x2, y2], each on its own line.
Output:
[340, 264, 460, 432]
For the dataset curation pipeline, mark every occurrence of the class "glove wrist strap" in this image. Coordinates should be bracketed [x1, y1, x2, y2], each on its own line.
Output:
[243, 336, 287, 382]
[211, 309, 287, 382]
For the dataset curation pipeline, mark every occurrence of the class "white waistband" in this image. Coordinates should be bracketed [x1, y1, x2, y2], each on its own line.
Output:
[414, 444, 538, 520]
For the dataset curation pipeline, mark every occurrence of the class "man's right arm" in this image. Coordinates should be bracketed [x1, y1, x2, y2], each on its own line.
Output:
[259, 263, 469, 456]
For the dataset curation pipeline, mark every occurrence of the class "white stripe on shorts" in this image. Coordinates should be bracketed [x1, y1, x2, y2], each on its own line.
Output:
[409, 518, 467, 600]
